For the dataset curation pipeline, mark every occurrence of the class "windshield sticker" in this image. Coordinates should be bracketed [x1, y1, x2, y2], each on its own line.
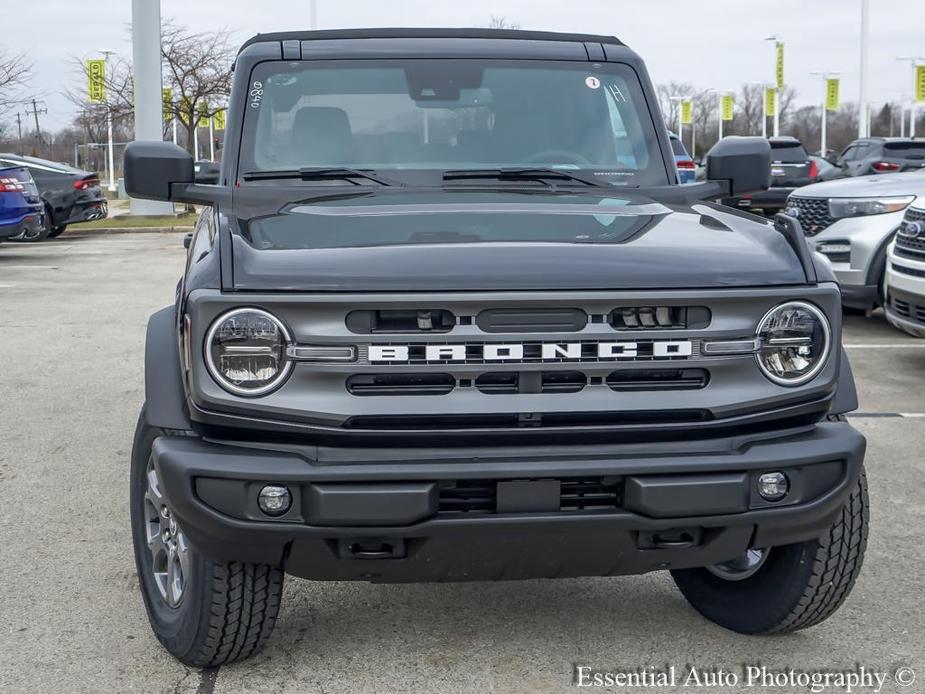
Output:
[608, 83, 628, 102]
[585, 76, 601, 90]
[249, 81, 264, 109]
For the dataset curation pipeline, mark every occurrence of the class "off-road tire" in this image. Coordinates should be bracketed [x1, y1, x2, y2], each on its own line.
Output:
[671, 461, 868, 635]
[130, 408, 284, 666]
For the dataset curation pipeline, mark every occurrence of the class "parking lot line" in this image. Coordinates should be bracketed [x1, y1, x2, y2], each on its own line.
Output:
[844, 343, 925, 348]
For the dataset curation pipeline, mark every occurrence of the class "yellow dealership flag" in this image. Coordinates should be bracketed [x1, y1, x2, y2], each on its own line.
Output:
[680, 99, 693, 125]
[916, 65, 925, 103]
[213, 109, 226, 131]
[825, 78, 840, 112]
[721, 94, 734, 121]
[198, 102, 211, 128]
[764, 87, 777, 118]
[87, 59, 106, 104]
[162, 88, 174, 121]
[775, 42, 785, 89]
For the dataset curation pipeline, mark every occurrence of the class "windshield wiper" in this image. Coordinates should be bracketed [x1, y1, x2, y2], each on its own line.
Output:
[442, 167, 607, 187]
[241, 167, 401, 186]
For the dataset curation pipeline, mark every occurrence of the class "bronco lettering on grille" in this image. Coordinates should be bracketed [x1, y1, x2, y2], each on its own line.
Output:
[368, 341, 693, 363]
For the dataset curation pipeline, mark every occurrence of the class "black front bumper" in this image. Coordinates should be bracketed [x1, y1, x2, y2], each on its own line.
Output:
[151, 420, 865, 583]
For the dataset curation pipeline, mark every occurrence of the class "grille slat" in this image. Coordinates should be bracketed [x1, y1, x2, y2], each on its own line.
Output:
[788, 196, 834, 236]
[438, 478, 621, 514]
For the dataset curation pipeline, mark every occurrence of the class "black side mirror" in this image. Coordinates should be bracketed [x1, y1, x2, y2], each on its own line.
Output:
[705, 136, 771, 196]
[124, 141, 194, 201]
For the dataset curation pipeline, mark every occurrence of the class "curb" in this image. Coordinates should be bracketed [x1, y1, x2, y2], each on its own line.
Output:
[64, 226, 194, 236]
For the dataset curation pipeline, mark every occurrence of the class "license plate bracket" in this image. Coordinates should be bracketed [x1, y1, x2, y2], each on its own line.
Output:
[496, 479, 561, 514]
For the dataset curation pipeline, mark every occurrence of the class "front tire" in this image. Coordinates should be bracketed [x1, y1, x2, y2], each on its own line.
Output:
[130, 409, 284, 666]
[670, 467, 868, 634]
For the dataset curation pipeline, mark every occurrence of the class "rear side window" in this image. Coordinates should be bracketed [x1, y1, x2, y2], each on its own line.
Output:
[669, 137, 687, 157]
[770, 142, 809, 163]
[884, 142, 925, 158]
[0, 166, 33, 183]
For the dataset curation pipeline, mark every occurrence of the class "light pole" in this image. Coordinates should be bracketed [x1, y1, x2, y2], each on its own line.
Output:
[669, 95, 690, 145]
[764, 36, 782, 137]
[130, 0, 174, 215]
[858, 0, 870, 138]
[897, 57, 924, 138]
[810, 72, 839, 157]
[99, 49, 117, 193]
[310, 0, 318, 29]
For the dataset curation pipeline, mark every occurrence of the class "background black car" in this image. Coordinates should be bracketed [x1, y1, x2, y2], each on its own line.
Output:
[0, 154, 108, 239]
[722, 136, 817, 215]
[829, 137, 925, 178]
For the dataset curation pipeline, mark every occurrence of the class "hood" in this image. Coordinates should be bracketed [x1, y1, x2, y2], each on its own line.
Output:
[229, 188, 807, 291]
[794, 171, 925, 200]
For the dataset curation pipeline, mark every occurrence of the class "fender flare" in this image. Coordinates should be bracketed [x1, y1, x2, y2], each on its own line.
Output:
[144, 305, 193, 430]
[830, 347, 859, 415]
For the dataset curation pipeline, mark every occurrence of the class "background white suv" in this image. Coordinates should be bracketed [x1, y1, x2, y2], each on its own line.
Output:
[787, 172, 925, 312]
[886, 205, 925, 337]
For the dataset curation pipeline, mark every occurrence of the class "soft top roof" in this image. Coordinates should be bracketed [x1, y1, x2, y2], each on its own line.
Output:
[239, 27, 624, 54]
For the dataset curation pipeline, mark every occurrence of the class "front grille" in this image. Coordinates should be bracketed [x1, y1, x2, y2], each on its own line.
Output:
[896, 208, 925, 257]
[892, 262, 925, 279]
[890, 294, 925, 324]
[606, 368, 709, 391]
[437, 477, 622, 515]
[788, 196, 834, 236]
[609, 306, 711, 330]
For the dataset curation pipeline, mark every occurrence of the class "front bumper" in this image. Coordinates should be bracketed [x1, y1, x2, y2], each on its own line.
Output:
[151, 421, 865, 582]
[885, 243, 925, 332]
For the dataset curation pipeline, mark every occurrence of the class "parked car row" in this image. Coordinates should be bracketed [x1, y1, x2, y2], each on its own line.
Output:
[783, 164, 925, 337]
[0, 153, 107, 241]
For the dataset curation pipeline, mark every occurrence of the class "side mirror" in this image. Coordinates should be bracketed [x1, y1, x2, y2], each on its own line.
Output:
[705, 136, 771, 196]
[124, 141, 193, 201]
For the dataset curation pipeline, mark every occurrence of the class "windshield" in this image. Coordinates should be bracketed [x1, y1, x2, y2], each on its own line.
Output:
[240, 60, 669, 187]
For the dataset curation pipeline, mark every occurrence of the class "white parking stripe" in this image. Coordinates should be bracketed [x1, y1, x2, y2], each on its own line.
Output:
[844, 343, 925, 348]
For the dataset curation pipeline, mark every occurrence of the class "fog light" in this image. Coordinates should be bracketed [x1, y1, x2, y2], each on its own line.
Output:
[258, 485, 292, 516]
[757, 472, 789, 501]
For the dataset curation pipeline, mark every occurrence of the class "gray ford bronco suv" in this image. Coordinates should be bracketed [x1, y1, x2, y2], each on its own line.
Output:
[125, 29, 868, 666]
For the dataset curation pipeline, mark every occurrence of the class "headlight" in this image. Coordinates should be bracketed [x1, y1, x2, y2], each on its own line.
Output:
[755, 302, 831, 386]
[828, 196, 914, 219]
[205, 308, 292, 396]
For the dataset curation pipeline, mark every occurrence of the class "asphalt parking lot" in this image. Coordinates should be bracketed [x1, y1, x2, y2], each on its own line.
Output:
[1, 232, 924, 694]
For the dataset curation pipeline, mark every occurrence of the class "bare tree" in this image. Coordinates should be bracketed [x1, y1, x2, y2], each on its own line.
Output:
[487, 16, 522, 30]
[0, 50, 31, 97]
[0, 50, 32, 118]
[65, 21, 235, 157]
[161, 22, 235, 155]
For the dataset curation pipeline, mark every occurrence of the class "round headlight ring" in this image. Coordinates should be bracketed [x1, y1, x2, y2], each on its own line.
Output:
[204, 307, 293, 397]
[755, 301, 831, 387]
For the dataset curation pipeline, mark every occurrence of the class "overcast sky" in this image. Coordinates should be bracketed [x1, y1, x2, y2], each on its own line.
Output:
[5, 0, 925, 131]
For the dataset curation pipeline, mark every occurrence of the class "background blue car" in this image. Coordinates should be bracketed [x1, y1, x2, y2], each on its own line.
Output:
[668, 131, 696, 184]
[0, 165, 45, 242]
